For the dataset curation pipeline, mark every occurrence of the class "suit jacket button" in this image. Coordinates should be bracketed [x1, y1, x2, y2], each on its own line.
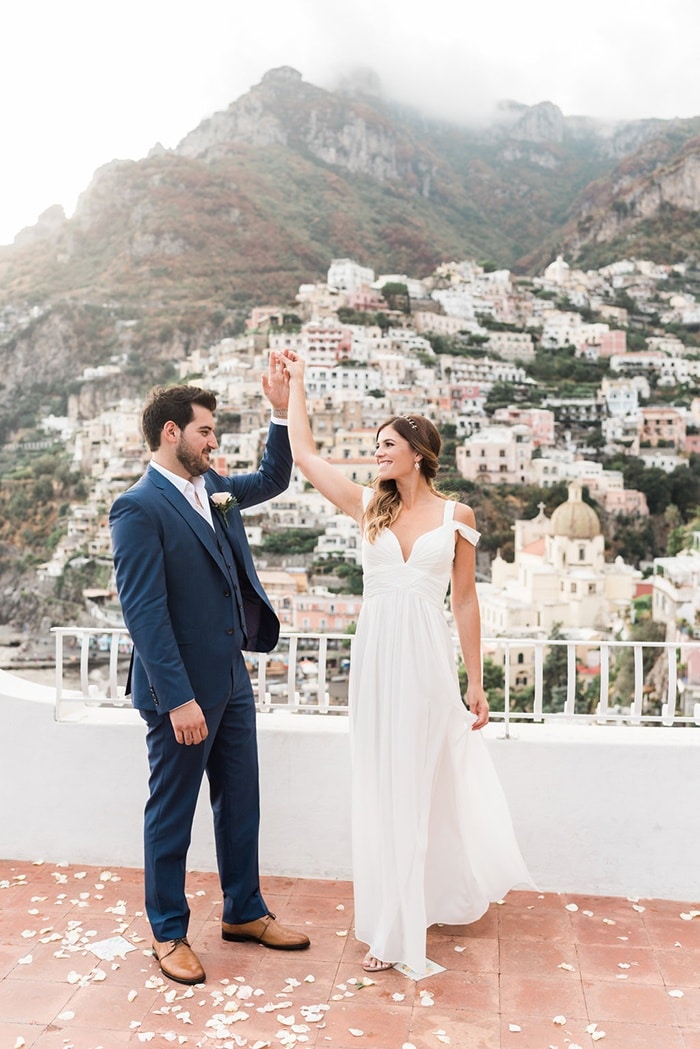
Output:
[226, 628, 233, 635]
[224, 590, 230, 598]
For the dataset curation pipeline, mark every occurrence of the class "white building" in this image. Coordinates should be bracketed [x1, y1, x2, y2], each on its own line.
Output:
[456, 424, 533, 484]
[479, 484, 641, 662]
[327, 258, 375, 291]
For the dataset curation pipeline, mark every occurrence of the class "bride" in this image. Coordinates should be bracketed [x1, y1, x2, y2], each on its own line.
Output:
[282, 354, 532, 975]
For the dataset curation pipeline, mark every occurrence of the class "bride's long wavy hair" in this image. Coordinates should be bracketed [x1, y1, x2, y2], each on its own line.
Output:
[364, 415, 444, 544]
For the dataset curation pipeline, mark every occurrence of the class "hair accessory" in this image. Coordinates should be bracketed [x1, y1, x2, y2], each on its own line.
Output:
[403, 416, 418, 432]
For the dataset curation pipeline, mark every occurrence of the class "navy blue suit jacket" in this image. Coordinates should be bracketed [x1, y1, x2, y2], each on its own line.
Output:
[109, 422, 292, 715]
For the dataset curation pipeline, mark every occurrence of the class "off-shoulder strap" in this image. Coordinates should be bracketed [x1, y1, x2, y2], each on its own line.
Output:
[446, 499, 481, 547]
[455, 520, 481, 547]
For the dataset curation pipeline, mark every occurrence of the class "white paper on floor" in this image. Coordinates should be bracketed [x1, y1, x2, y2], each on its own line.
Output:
[394, 958, 446, 981]
[87, 936, 138, 960]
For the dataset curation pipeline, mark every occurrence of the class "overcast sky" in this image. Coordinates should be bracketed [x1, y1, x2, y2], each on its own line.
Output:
[2, 0, 699, 246]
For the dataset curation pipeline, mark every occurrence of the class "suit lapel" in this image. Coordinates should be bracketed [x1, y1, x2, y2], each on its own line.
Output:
[146, 467, 230, 577]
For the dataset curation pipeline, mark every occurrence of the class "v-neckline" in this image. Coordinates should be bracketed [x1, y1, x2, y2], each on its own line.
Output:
[387, 502, 451, 564]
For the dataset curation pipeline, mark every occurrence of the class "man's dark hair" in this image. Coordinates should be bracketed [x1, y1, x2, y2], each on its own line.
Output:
[141, 385, 217, 451]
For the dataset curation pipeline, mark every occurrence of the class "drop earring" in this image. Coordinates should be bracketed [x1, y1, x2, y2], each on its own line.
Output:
[414, 460, 420, 471]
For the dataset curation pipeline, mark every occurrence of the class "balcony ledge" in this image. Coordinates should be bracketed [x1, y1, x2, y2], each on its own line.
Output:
[3, 670, 699, 902]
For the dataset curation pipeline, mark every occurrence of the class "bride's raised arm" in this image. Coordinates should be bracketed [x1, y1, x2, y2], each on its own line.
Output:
[282, 354, 366, 523]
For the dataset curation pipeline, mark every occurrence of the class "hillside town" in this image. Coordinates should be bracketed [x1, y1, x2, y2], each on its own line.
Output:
[30, 253, 700, 712]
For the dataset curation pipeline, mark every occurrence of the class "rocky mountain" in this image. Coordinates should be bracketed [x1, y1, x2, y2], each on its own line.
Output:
[0, 66, 699, 424]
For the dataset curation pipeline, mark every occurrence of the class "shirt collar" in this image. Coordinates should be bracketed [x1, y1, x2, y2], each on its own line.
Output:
[150, 460, 208, 501]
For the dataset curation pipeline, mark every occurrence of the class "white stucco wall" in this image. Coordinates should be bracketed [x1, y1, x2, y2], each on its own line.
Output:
[2, 671, 699, 901]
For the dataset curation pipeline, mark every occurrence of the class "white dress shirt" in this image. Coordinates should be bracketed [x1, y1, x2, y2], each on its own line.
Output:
[150, 461, 214, 528]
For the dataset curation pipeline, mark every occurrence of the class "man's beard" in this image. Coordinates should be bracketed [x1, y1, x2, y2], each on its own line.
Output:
[176, 436, 210, 477]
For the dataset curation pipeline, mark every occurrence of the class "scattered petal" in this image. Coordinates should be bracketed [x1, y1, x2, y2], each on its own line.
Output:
[558, 963, 575, 972]
[680, 910, 700, 921]
[553, 1015, 567, 1025]
[17, 955, 32, 965]
[128, 989, 138, 1002]
[668, 989, 685, 998]
[58, 1011, 75, 1021]
[402, 1044, 418, 1049]
[631, 904, 645, 913]
[303, 974, 315, 983]
[454, 945, 466, 953]
[565, 903, 579, 912]
[336, 929, 348, 937]
[392, 992, 406, 1002]
[508, 1023, 521, 1032]
[349, 1030, 364, 1038]
[602, 918, 616, 925]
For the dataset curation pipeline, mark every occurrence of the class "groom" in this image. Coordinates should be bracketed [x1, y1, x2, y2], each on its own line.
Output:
[109, 355, 310, 986]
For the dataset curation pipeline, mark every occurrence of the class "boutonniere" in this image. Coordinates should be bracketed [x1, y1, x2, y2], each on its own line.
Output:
[210, 491, 238, 525]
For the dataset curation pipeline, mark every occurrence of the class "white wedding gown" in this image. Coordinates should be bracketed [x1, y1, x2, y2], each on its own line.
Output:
[350, 493, 533, 974]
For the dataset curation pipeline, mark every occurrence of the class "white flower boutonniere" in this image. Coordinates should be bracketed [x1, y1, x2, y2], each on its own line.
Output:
[210, 491, 238, 525]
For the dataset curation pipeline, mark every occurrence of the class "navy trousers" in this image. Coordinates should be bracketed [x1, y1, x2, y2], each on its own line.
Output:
[140, 649, 268, 941]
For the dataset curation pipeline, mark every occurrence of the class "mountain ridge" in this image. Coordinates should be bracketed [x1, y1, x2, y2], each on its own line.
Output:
[1, 66, 699, 424]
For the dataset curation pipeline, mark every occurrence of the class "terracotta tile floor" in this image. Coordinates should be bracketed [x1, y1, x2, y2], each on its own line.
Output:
[1, 860, 699, 1048]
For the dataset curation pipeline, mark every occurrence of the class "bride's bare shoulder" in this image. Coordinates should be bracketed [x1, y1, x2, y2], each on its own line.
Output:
[452, 500, 477, 528]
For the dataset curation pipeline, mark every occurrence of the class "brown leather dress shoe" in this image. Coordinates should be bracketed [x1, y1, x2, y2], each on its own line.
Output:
[221, 913, 310, 951]
[152, 937, 206, 984]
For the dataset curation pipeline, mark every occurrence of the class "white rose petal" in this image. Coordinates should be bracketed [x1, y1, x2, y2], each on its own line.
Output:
[558, 963, 575, 972]
[349, 1030, 364, 1038]
[668, 989, 685, 998]
[565, 903, 579, 912]
[553, 1015, 567, 1024]
[508, 1023, 521, 1032]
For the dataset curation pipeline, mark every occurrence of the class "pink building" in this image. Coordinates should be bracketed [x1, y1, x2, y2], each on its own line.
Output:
[597, 330, 627, 357]
[292, 593, 363, 633]
[492, 407, 555, 447]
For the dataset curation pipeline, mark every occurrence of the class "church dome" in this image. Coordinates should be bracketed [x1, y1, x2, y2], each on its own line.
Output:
[550, 482, 601, 539]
